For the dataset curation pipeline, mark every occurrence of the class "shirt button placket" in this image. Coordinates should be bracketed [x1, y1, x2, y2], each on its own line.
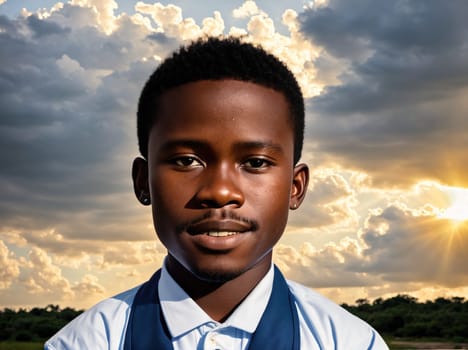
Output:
[208, 332, 220, 350]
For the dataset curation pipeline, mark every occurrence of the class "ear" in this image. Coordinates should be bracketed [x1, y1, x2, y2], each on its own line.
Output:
[289, 163, 309, 210]
[132, 157, 151, 206]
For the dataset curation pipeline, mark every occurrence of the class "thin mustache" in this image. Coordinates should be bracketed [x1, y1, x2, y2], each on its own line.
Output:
[176, 210, 259, 234]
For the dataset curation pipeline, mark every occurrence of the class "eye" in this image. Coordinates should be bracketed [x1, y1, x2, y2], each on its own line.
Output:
[243, 158, 272, 170]
[171, 156, 203, 168]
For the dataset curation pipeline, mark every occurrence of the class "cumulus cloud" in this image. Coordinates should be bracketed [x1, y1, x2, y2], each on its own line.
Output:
[99, 241, 166, 268]
[134, 2, 224, 40]
[299, 0, 468, 187]
[232, 1, 266, 18]
[15, 228, 166, 269]
[289, 167, 358, 229]
[0, 241, 20, 289]
[231, 3, 321, 97]
[22, 247, 73, 297]
[274, 238, 373, 288]
[69, 0, 118, 34]
[72, 274, 105, 297]
[8, 247, 107, 305]
[278, 201, 468, 291]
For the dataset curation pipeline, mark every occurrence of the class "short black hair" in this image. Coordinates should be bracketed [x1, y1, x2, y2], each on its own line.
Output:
[137, 36, 305, 164]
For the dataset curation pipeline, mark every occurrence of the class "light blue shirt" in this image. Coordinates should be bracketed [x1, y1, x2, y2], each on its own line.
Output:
[45, 264, 388, 350]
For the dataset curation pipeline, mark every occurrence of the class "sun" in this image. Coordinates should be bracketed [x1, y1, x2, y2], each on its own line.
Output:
[438, 186, 468, 222]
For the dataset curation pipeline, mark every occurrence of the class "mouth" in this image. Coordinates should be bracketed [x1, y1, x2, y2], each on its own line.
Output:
[185, 218, 255, 251]
[186, 219, 254, 236]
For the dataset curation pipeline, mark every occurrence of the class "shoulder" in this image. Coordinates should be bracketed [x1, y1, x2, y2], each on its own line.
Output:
[287, 280, 388, 350]
[44, 286, 140, 350]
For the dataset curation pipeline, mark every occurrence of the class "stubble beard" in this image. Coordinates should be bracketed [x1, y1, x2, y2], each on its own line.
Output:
[191, 265, 246, 284]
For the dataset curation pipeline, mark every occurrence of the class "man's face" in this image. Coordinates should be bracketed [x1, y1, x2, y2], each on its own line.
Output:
[135, 79, 308, 282]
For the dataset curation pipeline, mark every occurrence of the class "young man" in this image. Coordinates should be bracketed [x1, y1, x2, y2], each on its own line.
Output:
[45, 37, 388, 349]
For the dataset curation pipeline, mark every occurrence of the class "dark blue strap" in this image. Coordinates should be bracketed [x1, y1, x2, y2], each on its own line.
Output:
[124, 270, 172, 350]
[124, 266, 300, 350]
[248, 266, 300, 350]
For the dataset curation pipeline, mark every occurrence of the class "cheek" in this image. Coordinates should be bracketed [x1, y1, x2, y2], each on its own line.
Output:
[149, 175, 188, 230]
[150, 171, 191, 205]
[248, 178, 292, 223]
[248, 173, 292, 202]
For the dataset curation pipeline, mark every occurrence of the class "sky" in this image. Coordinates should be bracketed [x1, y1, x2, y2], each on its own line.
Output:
[1, 0, 468, 309]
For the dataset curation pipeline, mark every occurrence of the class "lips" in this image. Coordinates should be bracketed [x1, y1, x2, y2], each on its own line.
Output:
[186, 219, 253, 236]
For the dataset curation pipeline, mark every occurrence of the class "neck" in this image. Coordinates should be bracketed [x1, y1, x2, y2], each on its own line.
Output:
[165, 254, 272, 322]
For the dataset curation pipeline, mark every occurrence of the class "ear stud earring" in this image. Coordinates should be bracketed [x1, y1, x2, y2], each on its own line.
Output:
[140, 191, 150, 205]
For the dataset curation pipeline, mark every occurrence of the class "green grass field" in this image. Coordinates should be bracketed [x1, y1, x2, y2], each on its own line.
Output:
[386, 338, 468, 349]
[0, 342, 43, 350]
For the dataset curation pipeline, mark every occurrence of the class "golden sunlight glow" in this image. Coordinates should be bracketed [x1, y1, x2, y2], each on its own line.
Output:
[438, 186, 468, 222]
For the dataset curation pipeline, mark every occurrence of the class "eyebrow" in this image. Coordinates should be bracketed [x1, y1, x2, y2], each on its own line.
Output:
[158, 140, 211, 154]
[231, 141, 284, 154]
[158, 139, 284, 154]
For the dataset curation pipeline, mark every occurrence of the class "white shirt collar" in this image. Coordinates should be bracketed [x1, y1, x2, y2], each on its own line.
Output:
[159, 261, 274, 338]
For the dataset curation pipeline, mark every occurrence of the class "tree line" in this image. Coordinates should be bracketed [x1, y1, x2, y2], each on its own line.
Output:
[1, 295, 468, 342]
[0, 304, 82, 342]
[342, 295, 468, 342]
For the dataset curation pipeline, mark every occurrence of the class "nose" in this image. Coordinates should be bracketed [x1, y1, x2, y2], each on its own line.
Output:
[194, 163, 245, 208]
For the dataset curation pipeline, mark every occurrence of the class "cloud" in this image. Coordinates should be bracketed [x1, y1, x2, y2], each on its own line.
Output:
[12, 228, 166, 269]
[358, 204, 468, 286]
[299, 0, 468, 187]
[232, 4, 321, 97]
[0, 5, 167, 246]
[12, 247, 105, 303]
[289, 167, 358, 229]
[27, 14, 71, 37]
[99, 241, 166, 268]
[0, 241, 20, 289]
[135, 2, 224, 39]
[68, 0, 118, 34]
[232, 1, 266, 18]
[22, 247, 73, 297]
[279, 200, 468, 290]
[72, 274, 105, 297]
[274, 239, 374, 288]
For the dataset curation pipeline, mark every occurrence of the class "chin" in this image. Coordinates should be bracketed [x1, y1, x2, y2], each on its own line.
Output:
[191, 265, 246, 284]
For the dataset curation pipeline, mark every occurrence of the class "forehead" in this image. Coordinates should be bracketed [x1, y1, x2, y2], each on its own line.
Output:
[151, 79, 293, 140]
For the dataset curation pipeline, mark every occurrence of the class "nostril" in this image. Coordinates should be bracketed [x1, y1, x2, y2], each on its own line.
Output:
[195, 185, 244, 208]
[200, 199, 221, 209]
[200, 196, 243, 209]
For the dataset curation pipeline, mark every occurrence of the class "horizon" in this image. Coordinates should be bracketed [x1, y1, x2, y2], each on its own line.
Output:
[3, 292, 468, 312]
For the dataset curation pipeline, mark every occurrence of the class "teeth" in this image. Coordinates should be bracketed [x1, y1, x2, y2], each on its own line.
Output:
[206, 231, 238, 237]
